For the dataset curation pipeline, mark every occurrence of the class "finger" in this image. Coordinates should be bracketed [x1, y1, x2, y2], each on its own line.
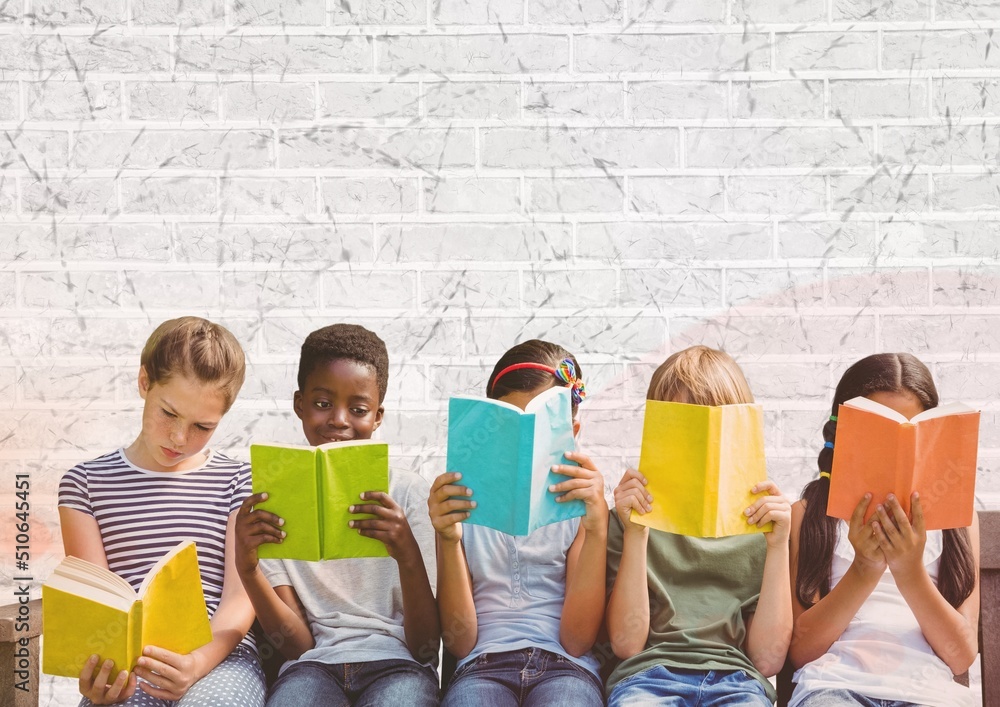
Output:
[359, 490, 399, 509]
[623, 487, 653, 512]
[121, 671, 138, 699]
[435, 483, 473, 500]
[78, 654, 102, 690]
[850, 493, 873, 529]
[246, 528, 286, 545]
[140, 646, 182, 676]
[911, 493, 925, 533]
[623, 467, 648, 486]
[872, 519, 890, 548]
[104, 669, 131, 700]
[563, 449, 597, 470]
[876, 503, 901, 539]
[247, 507, 284, 528]
[620, 490, 652, 515]
[432, 498, 477, 515]
[139, 681, 176, 700]
[751, 480, 781, 496]
[348, 503, 398, 517]
[431, 472, 464, 493]
[349, 518, 395, 532]
[556, 485, 604, 503]
[747, 502, 780, 526]
[550, 464, 593, 479]
[885, 494, 911, 531]
[549, 478, 592, 494]
[246, 516, 286, 536]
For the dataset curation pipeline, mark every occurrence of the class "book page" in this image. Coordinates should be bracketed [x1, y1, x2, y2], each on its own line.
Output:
[715, 405, 770, 537]
[252, 444, 323, 561]
[528, 386, 584, 535]
[41, 586, 131, 678]
[912, 412, 979, 530]
[319, 441, 390, 559]
[140, 542, 213, 657]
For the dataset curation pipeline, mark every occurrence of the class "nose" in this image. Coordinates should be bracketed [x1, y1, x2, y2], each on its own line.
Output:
[328, 407, 350, 429]
[170, 423, 186, 446]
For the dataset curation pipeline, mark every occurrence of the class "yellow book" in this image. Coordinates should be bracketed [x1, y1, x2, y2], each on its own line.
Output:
[42, 541, 213, 678]
[635, 401, 771, 538]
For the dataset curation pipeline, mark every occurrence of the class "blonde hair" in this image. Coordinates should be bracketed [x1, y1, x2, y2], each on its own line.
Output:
[646, 345, 754, 406]
[141, 317, 246, 412]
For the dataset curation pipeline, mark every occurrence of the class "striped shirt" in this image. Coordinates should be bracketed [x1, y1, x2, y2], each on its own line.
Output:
[58, 448, 251, 628]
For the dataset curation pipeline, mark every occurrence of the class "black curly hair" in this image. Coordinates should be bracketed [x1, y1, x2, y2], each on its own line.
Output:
[296, 324, 389, 403]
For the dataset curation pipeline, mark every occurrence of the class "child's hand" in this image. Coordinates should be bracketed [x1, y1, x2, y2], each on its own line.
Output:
[550, 451, 609, 534]
[349, 491, 422, 565]
[78, 655, 136, 705]
[613, 467, 652, 534]
[744, 481, 791, 547]
[234, 492, 285, 577]
[848, 493, 887, 579]
[427, 472, 476, 544]
[873, 492, 927, 581]
[134, 645, 204, 701]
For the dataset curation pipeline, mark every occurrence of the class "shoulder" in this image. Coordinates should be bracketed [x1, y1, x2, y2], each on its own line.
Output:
[61, 450, 128, 483]
[205, 450, 250, 474]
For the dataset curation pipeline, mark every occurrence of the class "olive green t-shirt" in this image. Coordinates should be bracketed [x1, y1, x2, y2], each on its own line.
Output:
[605, 510, 775, 701]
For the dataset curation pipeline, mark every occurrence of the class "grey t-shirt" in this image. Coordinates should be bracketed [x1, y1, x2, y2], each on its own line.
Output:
[260, 470, 437, 669]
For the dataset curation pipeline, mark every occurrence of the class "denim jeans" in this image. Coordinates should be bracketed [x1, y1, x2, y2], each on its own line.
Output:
[608, 665, 771, 707]
[441, 647, 603, 707]
[265, 658, 439, 707]
[795, 689, 921, 707]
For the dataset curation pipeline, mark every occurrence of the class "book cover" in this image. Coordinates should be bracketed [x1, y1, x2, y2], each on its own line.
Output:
[446, 386, 585, 536]
[634, 401, 770, 538]
[251, 439, 390, 561]
[42, 541, 212, 678]
[828, 396, 979, 530]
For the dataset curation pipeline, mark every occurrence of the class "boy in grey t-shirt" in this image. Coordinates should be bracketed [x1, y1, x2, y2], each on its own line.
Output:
[234, 324, 440, 706]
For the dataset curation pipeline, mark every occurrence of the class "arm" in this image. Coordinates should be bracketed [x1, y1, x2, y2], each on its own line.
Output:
[606, 468, 653, 660]
[875, 495, 980, 674]
[742, 481, 793, 677]
[427, 472, 478, 659]
[788, 495, 885, 668]
[553, 451, 609, 657]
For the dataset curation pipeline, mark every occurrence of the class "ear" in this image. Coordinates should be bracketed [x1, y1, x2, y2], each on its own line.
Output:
[293, 390, 304, 420]
[137, 366, 150, 400]
[373, 405, 385, 432]
[572, 418, 581, 438]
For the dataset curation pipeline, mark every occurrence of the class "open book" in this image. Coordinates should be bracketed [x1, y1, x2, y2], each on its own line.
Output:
[634, 401, 771, 538]
[446, 386, 585, 536]
[251, 439, 390, 560]
[828, 396, 979, 530]
[42, 541, 212, 678]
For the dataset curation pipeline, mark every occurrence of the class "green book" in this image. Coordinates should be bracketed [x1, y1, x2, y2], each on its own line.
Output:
[250, 440, 390, 561]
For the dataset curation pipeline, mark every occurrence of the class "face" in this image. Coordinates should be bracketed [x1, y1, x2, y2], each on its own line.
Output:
[294, 359, 384, 446]
[866, 389, 925, 420]
[498, 382, 581, 437]
[130, 368, 228, 472]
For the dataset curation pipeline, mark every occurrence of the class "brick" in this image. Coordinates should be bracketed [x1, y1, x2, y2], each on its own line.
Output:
[980, 413, 1000, 448]
[671, 315, 876, 356]
[21, 365, 118, 402]
[320, 82, 419, 119]
[433, 0, 522, 24]
[629, 81, 728, 121]
[833, 0, 929, 20]
[482, 128, 678, 169]
[0, 0, 20, 20]
[932, 173, 1000, 212]
[0, 369, 13, 408]
[830, 172, 930, 214]
[429, 364, 492, 399]
[174, 224, 373, 263]
[26, 81, 120, 120]
[222, 271, 322, 309]
[1, 131, 69, 170]
[220, 178, 316, 217]
[629, 0, 725, 22]
[781, 409, 829, 449]
[465, 315, 665, 356]
[232, 0, 324, 25]
[578, 223, 772, 261]
[527, 177, 623, 213]
[936, 79, 1000, 118]
[576, 34, 770, 73]
[378, 223, 572, 262]
[687, 128, 873, 169]
[28, 0, 124, 23]
[122, 177, 216, 215]
[384, 363, 427, 404]
[932, 266, 1000, 307]
[879, 221, 1000, 259]
[528, 0, 622, 24]
[883, 31, 1000, 70]
[280, 127, 474, 169]
[237, 362, 297, 402]
[0, 411, 138, 450]
[727, 268, 825, 307]
[0, 175, 14, 213]
[740, 362, 832, 401]
[881, 315, 1000, 354]
[325, 270, 418, 309]
[524, 82, 623, 120]
[120, 270, 221, 309]
[0, 82, 18, 120]
[424, 177, 520, 214]
[263, 316, 464, 357]
[322, 177, 418, 214]
[728, 176, 825, 214]
[21, 271, 122, 309]
[0, 34, 170, 72]
[128, 82, 219, 121]
[59, 225, 171, 262]
[735, 80, 823, 119]
[936, 0, 1000, 19]
[576, 409, 643, 448]
[936, 363, 1000, 401]
[421, 270, 519, 309]
[830, 79, 929, 119]
[379, 35, 567, 74]
[522, 269, 617, 308]
[73, 130, 272, 170]
[827, 267, 930, 307]
[881, 126, 1000, 167]
[0, 272, 13, 308]
[131, 0, 223, 24]
[225, 82, 315, 122]
[620, 268, 722, 308]
[778, 222, 876, 259]
[380, 410, 447, 448]
[331, 0, 424, 23]
[22, 176, 117, 215]
[175, 36, 372, 73]
[732, 0, 825, 23]
[775, 32, 877, 71]
[423, 82, 520, 119]
[629, 177, 724, 216]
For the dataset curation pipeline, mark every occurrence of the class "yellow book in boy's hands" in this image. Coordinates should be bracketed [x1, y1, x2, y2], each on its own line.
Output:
[42, 541, 212, 678]
[634, 401, 770, 538]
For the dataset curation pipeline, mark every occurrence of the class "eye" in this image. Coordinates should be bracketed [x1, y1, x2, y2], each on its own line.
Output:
[162, 409, 177, 418]
[351, 407, 370, 416]
[314, 400, 331, 409]
[195, 424, 214, 432]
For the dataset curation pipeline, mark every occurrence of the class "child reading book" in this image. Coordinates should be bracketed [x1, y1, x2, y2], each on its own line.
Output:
[605, 345, 792, 706]
[58, 317, 265, 706]
[428, 339, 608, 707]
[788, 353, 980, 707]
[234, 324, 440, 706]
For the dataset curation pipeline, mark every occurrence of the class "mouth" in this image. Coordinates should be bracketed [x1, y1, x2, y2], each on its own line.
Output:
[320, 435, 353, 443]
[160, 447, 183, 460]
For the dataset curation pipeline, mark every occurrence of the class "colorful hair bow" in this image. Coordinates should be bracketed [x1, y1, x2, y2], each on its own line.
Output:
[490, 358, 588, 405]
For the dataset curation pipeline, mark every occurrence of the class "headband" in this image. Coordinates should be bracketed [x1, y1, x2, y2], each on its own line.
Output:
[490, 359, 588, 406]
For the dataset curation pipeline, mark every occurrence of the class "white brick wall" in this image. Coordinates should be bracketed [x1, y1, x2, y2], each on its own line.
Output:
[1, 2, 998, 701]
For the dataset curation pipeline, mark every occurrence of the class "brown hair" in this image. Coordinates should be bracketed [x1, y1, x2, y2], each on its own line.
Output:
[140, 317, 246, 412]
[487, 339, 583, 415]
[647, 345, 754, 406]
[796, 353, 976, 609]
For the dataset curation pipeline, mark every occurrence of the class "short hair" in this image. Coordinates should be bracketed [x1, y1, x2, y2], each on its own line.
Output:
[297, 324, 389, 403]
[140, 317, 246, 412]
[647, 345, 753, 406]
[486, 339, 583, 414]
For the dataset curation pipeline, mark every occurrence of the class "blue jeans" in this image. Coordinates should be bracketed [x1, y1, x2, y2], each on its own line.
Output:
[442, 647, 603, 707]
[795, 689, 919, 707]
[265, 658, 439, 707]
[608, 665, 771, 707]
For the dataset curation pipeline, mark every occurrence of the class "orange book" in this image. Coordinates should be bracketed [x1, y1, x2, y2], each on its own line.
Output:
[828, 396, 979, 530]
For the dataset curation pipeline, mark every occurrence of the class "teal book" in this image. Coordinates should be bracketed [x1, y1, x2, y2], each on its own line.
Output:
[446, 386, 585, 536]
[250, 439, 390, 561]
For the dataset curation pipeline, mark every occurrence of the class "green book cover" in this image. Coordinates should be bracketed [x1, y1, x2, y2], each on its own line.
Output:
[251, 440, 390, 561]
